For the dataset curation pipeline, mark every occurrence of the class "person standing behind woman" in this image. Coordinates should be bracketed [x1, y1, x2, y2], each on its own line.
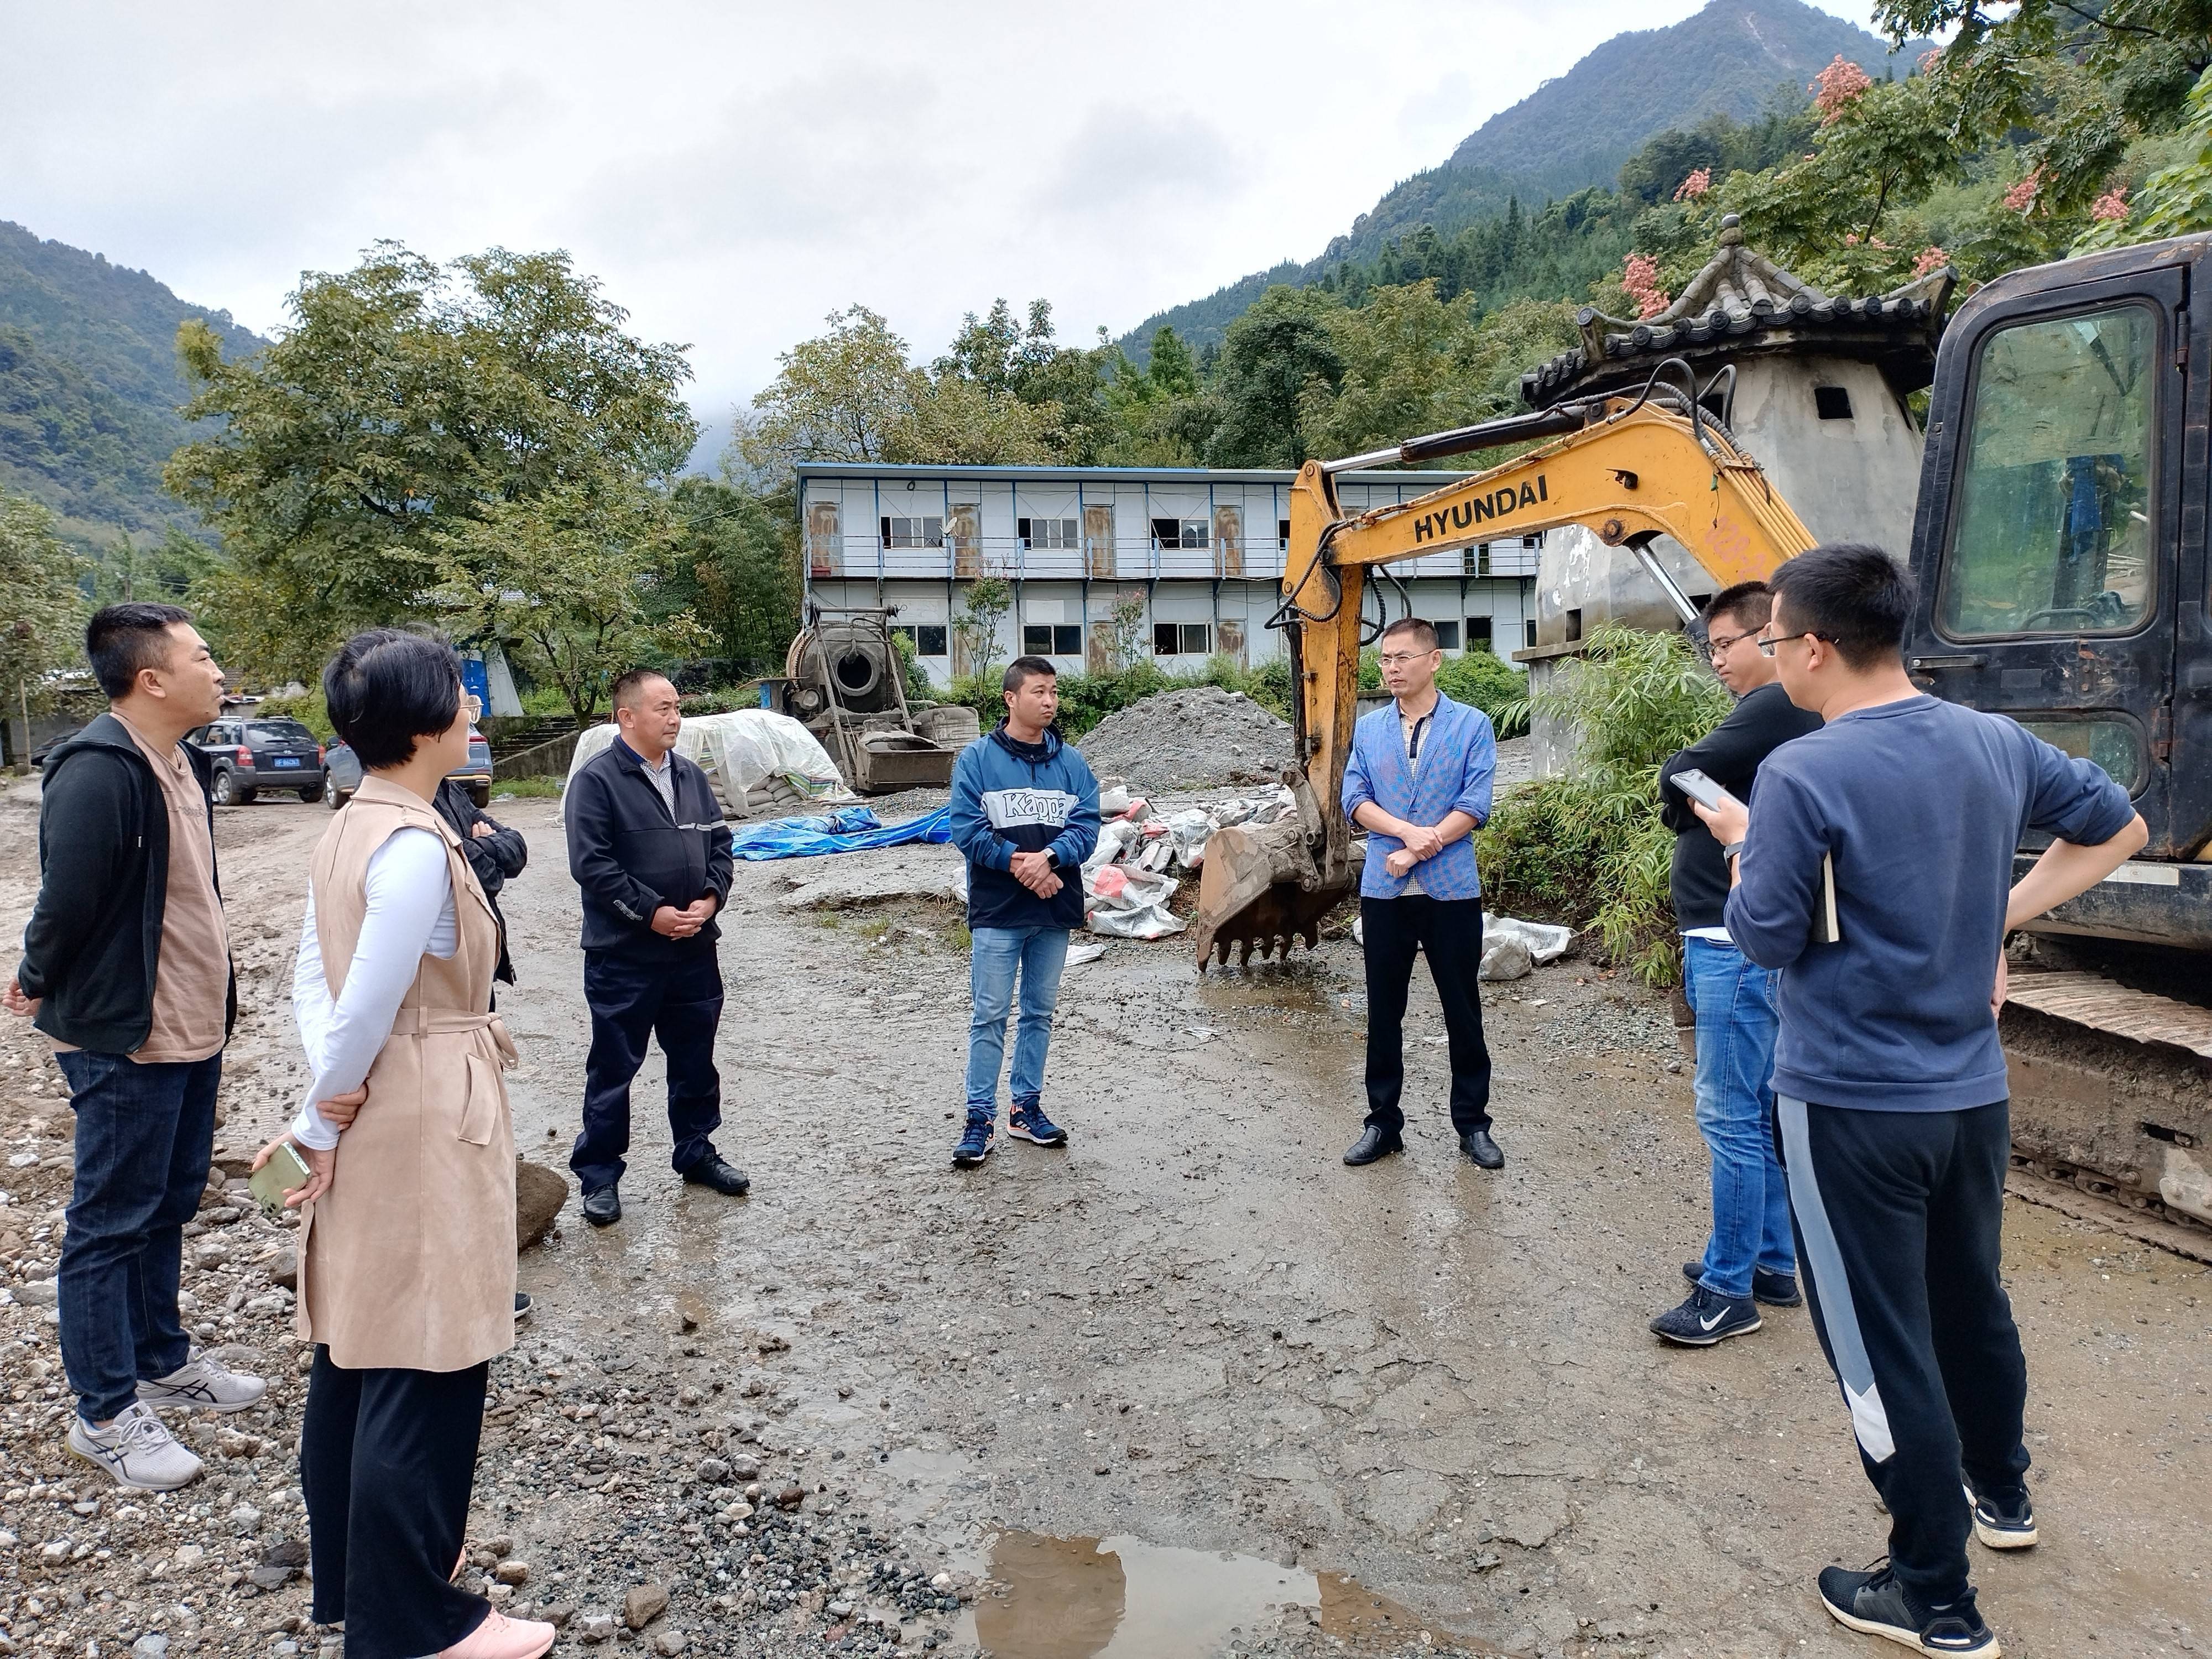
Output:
[252, 631, 553, 1659]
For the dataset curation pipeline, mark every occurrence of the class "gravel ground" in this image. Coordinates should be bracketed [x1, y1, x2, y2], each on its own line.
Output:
[1078, 690, 1294, 792]
[0, 774, 2206, 1659]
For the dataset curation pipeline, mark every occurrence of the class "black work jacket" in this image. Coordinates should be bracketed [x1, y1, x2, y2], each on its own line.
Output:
[564, 737, 733, 959]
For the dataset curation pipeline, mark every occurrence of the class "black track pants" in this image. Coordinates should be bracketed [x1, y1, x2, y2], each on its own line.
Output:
[1777, 1097, 2029, 1617]
[1360, 895, 1493, 1136]
[301, 1348, 492, 1659]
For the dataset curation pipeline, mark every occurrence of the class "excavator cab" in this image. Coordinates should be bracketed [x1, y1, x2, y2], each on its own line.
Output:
[1903, 237, 2212, 949]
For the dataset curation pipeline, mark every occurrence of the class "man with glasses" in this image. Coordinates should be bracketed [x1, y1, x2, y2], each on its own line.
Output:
[1341, 617, 1501, 1168]
[1650, 582, 1821, 1347]
[1691, 544, 2145, 1658]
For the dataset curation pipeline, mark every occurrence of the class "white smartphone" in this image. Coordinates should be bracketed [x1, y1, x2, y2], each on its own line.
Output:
[1669, 768, 1744, 813]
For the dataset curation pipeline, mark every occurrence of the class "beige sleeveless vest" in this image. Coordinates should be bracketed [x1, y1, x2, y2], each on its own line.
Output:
[294, 776, 517, 1371]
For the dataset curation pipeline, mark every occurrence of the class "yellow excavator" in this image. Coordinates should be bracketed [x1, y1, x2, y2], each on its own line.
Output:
[1193, 233, 2212, 1235]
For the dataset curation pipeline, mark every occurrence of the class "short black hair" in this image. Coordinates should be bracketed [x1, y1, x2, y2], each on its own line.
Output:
[611, 668, 675, 711]
[1767, 544, 1914, 670]
[1379, 617, 1439, 651]
[322, 630, 462, 769]
[1702, 581, 1773, 634]
[85, 603, 193, 700]
[1003, 656, 1056, 695]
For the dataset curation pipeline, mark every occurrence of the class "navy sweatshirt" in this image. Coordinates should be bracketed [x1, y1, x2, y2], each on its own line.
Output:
[1725, 695, 2134, 1112]
[948, 724, 1101, 931]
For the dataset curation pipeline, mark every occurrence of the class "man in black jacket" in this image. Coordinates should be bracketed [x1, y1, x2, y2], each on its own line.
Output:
[564, 668, 743, 1225]
[1648, 582, 1822, 1347]
[5, 604, 269, 1490]
[434, 778, 526, 990]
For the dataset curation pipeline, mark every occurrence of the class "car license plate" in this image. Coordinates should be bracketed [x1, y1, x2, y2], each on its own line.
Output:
[272, 757, 302, 768]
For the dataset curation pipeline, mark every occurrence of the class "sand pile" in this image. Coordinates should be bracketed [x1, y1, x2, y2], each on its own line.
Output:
[1077, 686, 1295, 791]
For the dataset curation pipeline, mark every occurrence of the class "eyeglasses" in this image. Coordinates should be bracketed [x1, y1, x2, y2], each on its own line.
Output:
[1755, 630, 1838, 657]
[1706, 628, 1757, 659]
[1377, 651, 1437, 667]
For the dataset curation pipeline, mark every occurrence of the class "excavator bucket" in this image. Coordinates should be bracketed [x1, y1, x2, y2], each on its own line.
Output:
[1190, 780, 1355, 967]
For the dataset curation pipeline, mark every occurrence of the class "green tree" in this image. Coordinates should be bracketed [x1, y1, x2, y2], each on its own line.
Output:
[0, 491, 87, 744]
[432, 477, 707, 725]
[656, 476, 801, 675]
[2076, 65, 2212, 249]
[1203, 286, 1346, 467]
[952, 575, 1013, 681]
[165, 243, 695, 680]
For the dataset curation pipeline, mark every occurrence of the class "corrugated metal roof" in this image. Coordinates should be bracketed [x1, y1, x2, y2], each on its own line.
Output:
[793, 463, 1470, 486]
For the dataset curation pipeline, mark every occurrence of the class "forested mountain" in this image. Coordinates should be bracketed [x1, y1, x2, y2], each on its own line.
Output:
[0, 221, 265, 547]
[1118, 0, 1928, 357]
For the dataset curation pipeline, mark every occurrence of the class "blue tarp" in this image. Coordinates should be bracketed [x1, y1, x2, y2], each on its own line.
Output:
[727, 805, 954, 861]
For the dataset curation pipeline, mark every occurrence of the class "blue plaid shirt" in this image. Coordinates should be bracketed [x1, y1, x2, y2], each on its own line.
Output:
[1342, 692, 1496, 900]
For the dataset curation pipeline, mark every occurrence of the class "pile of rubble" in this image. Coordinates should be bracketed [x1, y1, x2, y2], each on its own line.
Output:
[1080, 785, 1297, 940]
[1077, 687, 1293, 792]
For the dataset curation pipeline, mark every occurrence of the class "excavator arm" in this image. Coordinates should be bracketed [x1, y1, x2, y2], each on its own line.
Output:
[1193, 390, 1817, 967]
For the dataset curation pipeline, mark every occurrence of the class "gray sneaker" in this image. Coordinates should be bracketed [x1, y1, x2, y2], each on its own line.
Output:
[137, 1348, 267, 1413]
[68, 1401, 204, 1491]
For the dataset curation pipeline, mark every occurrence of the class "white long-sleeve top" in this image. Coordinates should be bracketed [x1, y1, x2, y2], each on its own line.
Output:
[289, 828, 457, 1150]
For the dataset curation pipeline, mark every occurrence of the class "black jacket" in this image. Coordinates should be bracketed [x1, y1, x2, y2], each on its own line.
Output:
[565, 737, 733, 959]
[434, 779, 528, 985]
[1658, 681, 1823, 932]
[16, 712, 237, 1054]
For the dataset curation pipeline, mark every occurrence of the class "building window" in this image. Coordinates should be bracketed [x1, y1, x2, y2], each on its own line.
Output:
[1150, 517, 1208, 549]
[1021, 623, 1085, 656]
[1521, 532, 1543, 549]
[880, 515, 943, 548]
[1277, 518, 1292, 546]
[1814, 385, 1854, 420]
[1464, 615, 1494, 650]
[889, 623, 948, 656]
[1017, 517, 1078, 550]
[1465, 543, 1491, 576]
[1431, 619, 1460, 650]
[1525, 619, 1537, 649]
[1152, 622, 1212, 656]
[1565, 608, 1583, 643]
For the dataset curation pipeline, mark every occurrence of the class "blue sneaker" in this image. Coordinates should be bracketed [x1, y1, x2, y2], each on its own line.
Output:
[1008, 1100, 1068, 1146]
[953, 1113, 997, 1168]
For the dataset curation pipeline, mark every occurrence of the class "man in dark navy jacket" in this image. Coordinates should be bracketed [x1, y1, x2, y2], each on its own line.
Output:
[565, 669, 742, 1225]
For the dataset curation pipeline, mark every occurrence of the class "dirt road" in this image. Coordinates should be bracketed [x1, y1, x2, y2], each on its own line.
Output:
[0, 779, 2205, 1659]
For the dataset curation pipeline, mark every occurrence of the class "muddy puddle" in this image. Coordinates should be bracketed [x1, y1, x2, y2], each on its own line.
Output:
[961, 1530, 1465, 1657]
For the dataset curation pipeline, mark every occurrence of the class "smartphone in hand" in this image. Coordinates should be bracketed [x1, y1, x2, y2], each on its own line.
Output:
[249, 1141, 312, 1221]
[1669, 768, 1745, 813]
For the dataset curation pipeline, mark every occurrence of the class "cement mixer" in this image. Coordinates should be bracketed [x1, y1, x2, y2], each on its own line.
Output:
[779, 606, 974, 794]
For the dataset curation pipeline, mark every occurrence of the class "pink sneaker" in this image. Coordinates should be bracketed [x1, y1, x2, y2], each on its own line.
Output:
[439, 1609, 555, 1659]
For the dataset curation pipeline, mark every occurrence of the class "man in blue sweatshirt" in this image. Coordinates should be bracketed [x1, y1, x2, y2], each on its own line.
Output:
[1694, 545, 2145, 1659]
[947, 656, 1101, 1168]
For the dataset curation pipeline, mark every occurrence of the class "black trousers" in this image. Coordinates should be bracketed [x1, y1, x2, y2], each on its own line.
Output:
[572, 946, 725, 1192]
[301, 1348, 490, 1658]
[1777, 1097, 2028, 1618]
[1360, 895, 1493, 1136]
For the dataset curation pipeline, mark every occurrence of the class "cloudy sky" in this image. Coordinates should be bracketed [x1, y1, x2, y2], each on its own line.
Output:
[6, 1, 1879, 455]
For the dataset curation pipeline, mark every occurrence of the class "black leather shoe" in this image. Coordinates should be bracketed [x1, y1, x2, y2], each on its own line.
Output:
[1343, 1126, 1404, 1166]
[682, 1154, 752, 1197]
[582, 1183, 622, 1227]
[1459, 1129, 1505, 1169]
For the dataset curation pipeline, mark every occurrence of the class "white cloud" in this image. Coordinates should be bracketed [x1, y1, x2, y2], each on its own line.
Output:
[0, 0, 1896, 447]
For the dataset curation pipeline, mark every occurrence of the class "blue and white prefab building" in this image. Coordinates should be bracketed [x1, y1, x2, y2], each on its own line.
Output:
[795, 462, 1540, 686]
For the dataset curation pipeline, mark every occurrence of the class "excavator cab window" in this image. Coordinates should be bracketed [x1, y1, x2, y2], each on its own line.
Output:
[1939, 305, 2158, 639]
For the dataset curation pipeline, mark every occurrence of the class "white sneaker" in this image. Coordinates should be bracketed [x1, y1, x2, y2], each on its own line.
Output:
[137, 1348, 267, 1413]
[68, 1401, 204, 1490]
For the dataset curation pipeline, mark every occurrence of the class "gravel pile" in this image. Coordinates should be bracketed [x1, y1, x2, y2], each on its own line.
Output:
[1078, 688, 1294, 792]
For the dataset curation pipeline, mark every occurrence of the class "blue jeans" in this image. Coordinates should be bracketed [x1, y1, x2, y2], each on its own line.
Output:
[1684, 936, 1794, 1299]
[55, 1049, 221, 1423]
[964, 926, 1071, 1118]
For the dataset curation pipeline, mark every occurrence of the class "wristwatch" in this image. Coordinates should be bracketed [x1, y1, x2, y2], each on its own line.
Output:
[1721, 841, 1746, 864]
[1043, 849, 1060, 870]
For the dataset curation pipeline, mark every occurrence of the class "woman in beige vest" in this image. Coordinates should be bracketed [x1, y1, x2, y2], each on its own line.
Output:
[253, 631, 552, 1659]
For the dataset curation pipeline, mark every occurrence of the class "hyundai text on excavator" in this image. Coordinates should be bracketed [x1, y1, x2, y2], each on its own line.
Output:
[1192, 231, 2212, 1238]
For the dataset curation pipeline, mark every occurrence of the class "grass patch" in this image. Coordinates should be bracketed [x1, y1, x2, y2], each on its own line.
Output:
[492, 778, 566, 799]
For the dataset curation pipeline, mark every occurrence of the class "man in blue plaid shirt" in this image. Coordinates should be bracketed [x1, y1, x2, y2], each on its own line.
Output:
[1340, 617, 1502, 1170]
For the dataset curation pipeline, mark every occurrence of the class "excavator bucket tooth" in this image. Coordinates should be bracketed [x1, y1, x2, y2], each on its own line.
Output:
[1191, 821, 1353, 969]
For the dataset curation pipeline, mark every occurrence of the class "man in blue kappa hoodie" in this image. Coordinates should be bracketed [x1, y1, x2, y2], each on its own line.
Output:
[947, 656, 1101, 1167]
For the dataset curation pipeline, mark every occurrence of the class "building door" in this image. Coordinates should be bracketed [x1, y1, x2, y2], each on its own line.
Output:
[1083, 503, 1115, 579]
[950, 503, 981, 578]
[1218, 617, 1246, 666]
[807, 501, 841, 577]
[1213, 504, 1243, 578]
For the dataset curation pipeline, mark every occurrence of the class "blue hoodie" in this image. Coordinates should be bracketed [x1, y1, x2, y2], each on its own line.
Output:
[949, 724, 1102, 931]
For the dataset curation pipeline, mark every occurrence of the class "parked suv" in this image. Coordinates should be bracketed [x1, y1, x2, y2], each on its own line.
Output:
[324, 727, 494, 810]
[185, 716, 326, 805]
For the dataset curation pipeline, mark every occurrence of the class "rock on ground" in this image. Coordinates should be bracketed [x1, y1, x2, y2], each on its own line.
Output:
[1078, 687, 1294, 792]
